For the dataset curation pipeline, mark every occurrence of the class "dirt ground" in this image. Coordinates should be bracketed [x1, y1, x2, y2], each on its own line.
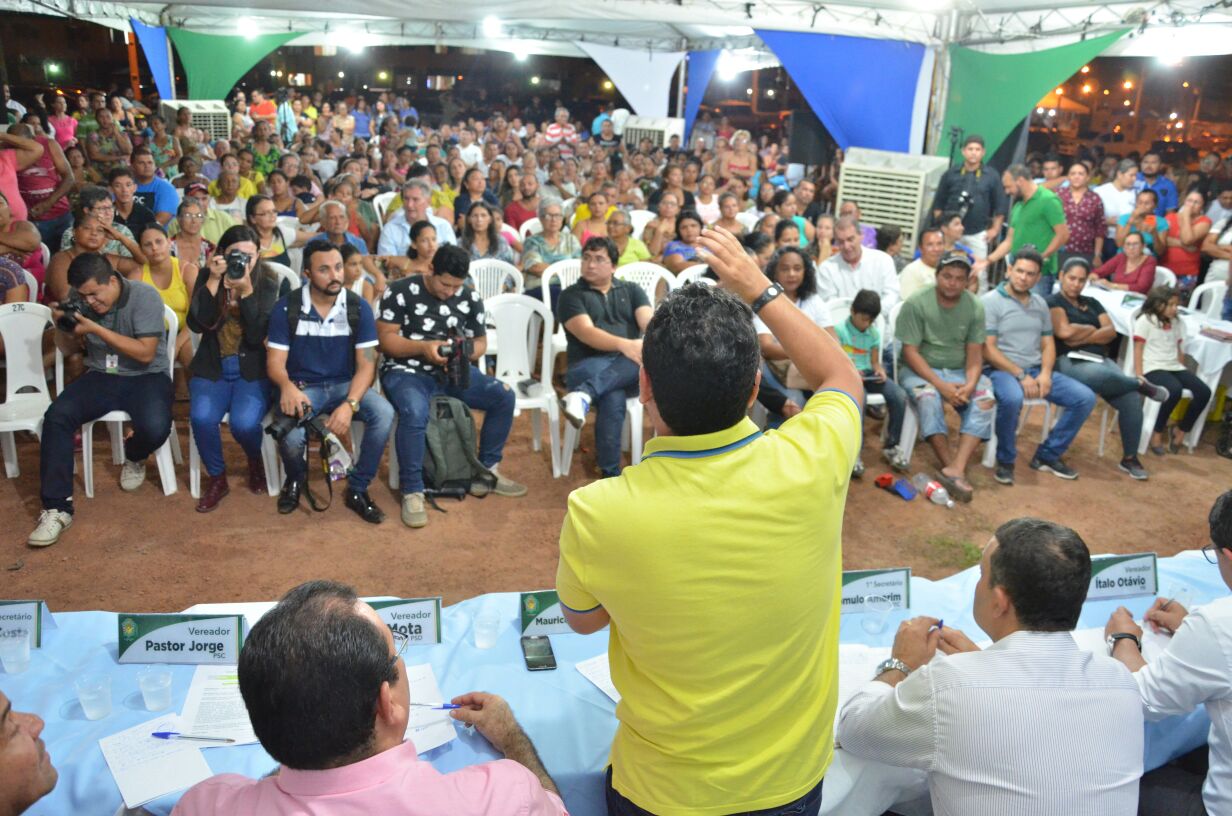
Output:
[2, 403, 1228, 613]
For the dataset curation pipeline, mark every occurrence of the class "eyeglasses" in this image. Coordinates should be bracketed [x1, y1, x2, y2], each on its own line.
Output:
[389, 630, 410, 666]
[180, 213, 204, 221]
[542, 212, 564, 219]
[90, 204, 115, 213]
[1203, 544, 1219, 564]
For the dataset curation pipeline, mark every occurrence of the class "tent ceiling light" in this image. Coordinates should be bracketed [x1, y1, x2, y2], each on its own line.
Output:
[482, 16, 503, 38]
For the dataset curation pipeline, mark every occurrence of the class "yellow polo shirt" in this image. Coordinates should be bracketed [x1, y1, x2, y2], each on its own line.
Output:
[556, 389, 860, 815]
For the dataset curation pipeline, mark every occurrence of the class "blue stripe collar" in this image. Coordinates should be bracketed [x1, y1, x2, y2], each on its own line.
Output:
[643, 431, 763, 460]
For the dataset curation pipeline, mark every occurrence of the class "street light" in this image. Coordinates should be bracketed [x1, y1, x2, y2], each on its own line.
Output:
[1122, 79, 1133, 90]
[378, 71, 389, 81]
[338, 71, 345, 79]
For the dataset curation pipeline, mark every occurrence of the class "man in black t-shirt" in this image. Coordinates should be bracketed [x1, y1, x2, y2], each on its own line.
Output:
[376, 245, 525, 529]
[558, 237, 652, 478]
[107, 166, 157, 239]
[596, 119, 624, 175]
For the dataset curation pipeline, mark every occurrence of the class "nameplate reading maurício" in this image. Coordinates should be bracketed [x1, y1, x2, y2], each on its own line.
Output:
[117, 614, 245, 664]
[840, 569, 911, 614]
[370, 597, 442, 646]
[1088, 553, 1158, 601]
[0, 600, 55, 647]
[520, 591, 573, 636]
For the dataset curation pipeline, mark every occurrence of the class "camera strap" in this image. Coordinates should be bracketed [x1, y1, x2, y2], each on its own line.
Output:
[301, 436, 335, 512]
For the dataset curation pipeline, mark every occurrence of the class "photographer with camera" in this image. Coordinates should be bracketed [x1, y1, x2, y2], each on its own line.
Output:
[266, 240, 394, 523]
[930, 134, 1009, 290]
[377, 244, 525, 529]
[29, 253, 173, 547]
[187, 225, 292, 513]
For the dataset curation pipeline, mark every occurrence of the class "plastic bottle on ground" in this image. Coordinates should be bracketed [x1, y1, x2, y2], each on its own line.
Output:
[911, 473, 955, 508]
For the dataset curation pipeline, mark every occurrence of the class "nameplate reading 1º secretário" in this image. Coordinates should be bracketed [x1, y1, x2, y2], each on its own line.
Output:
[370, 597, 443, 646]
[520, 590, 574, 636]
[0, 600, 56, 647]
[117, 614, 245, 664]
[1088, 553, 1158, 601]
[840, 569, 911, 614]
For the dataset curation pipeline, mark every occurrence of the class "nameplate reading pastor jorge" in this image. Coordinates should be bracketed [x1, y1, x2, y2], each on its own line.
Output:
[117, 614, 245, 664]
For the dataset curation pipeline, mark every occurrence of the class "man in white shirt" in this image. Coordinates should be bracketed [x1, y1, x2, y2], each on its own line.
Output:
[839, 517, 1144, 816]
[377, 179, 456, 258]
[1094, 159, 1139, 261]
[899, 226, 944, 301]
[1107, 489, 1232, 816]
[456, 128, 483, 169]
[816, 215, 900, 311]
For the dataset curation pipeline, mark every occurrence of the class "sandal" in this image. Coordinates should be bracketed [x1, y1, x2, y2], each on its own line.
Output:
[1148, 445, 1167, 457]
[935, 471, 973, 503]
[1169, 430, 1185, 454]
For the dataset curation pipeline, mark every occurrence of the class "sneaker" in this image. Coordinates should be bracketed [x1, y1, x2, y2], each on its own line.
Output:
[562, 391, 590, 429]
[28, 509, 72, 548]
[1138, 381, 1171, 403]
[119, 460, 147, 492]
[881, 446, 909, 473]
[1118, 457, 1149, 481]
[1030, 455, 1078, 480]
[401, 492, 428, 528]
[994, 462, 1015, 485]
[490, 466, 528, 498]
[852, 460, 865, 479]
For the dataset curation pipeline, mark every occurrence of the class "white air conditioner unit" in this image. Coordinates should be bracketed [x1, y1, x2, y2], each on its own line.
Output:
[160, 100, 231, 144]
[836, 147, 951, 259]
[622, 116, 685, 150]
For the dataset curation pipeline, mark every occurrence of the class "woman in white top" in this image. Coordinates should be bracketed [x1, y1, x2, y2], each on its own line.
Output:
[693, 175, 722, 225]
[1133, 286, 1211, 455]
[1201, 217, 1232, 284]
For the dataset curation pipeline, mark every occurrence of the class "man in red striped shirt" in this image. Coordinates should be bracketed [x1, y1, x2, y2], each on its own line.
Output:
[544, 107, 579, 158]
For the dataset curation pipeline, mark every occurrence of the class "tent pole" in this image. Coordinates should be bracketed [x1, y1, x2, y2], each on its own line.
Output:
[166, 37, 177, 100]
[924, 9, 960, 155]
[675, 59, 685, 118]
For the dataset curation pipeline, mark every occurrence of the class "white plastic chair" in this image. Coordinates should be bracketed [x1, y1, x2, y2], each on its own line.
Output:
[469, 259, 524, 300]
[1087, 306, 1141, 458]
[981, 399, 1055, 469]
[276, 217, 305, 273]
[1153, 266, 1177, 289]
[518, 218, 543, 240]
[616, 262, 674, 306]
[1188, 281, 1226, 319]
[76, 305, 182, 497]
[188, 408, 280, 498]
[674, 264, 710, 287]
[0, 303, 53, 477]
[20, 268, 38, 303]
[266, 261, 301, 293]
[888, 301, 921, 464]
[735, 210, 760, 231]
[541, 258, 583, 369]
[1130, 308, 1197, 455]
[485, 294, 562, 478]
[628, 209, 656, 237]
[372, 190, 397, 223]
[39, 242, 50, 270]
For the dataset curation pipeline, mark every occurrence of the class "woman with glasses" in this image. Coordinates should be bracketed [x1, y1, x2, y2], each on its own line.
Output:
[520, 200, 580, 292]
[607, 210, 651, 267]
[170, 199, 214, 270]
[245, 194, 312, 269]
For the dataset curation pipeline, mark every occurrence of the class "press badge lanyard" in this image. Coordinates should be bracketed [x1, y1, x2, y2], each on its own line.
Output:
[642, 431, 762, 460]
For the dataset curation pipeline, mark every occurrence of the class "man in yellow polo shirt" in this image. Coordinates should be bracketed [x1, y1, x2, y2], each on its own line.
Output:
[556, 226, 864, 816]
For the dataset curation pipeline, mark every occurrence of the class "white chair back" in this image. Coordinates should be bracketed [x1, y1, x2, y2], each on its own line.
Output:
[485, 294, 554, 387]
[617, 262, 675, 306]
[265, 261, 301, 293]
[1153, 266, 1177, 289]
[470, 259, 523, 300]
[0, 303, 52, 401]
[674, 264, 710, 287]
[372, 190, 398, 223]
[160, 304, 179, 374]
[519, 217, 544, 240]
[561, 197, 578, 221]
[887, 301, 906, 377]
[39, 242, 50, 270]
[629, 209, 656, 237]
[826, 296, 854, 330]
[20, 268, 38, 302]
[735, 210, 760, 231]
[1188, 281, 1226, 318]
[540, 259, 582, 311]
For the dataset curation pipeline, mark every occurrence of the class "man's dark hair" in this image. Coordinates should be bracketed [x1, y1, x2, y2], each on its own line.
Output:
[852, 288, 881, 320]
[1211, 491, 1232, 552]
[406, 163, 431, 181]
[963, 134, 985, 148]
[290, 174, 313, 190]
[1139, 188, 1159, 206]
[875, 224, 902, 253]
[1013, 246, 1044, 272]
[941, 210, 964, 227]
[582, 235, 618, 265]
[107, 166, 135, 185]
[130, 145, 153, 160]
[239, 580, 398, 770]
[303, 239, 341, 271]
[432, 244, 471, 280]
[1143, 150, 1162, 162]
[643, 285, 759, 436]
[1042, 152, 1063, 167]
[918, 226, 943, 247]
[1006, 163, 1032, 182]
[67, 252, 116, 288]
[989, 518, 1091, 631]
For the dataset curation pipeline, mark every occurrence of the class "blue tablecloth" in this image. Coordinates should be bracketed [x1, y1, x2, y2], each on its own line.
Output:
[3, 551, 1222, 816]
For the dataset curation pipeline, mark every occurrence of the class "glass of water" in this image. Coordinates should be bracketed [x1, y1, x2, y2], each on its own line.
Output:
[0, 630, 31, 674]
[473, 611, 501, 649]
[75, 673, 113, 720]
[137, 667, 174, 712]
[861, 596, 896, 636]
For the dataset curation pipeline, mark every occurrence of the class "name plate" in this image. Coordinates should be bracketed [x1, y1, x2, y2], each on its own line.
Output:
[118, 614, 245, 664]
[0, 600, 56, 647]
[1088, 553, 1158, 600]
[840, 569, 911, 614]
[520, 591, 573, 635]
[370, 597, 442, 646]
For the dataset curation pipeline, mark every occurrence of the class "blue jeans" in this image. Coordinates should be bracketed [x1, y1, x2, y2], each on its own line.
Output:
[274, 381, 393, 492]
[189, 356, 272, 477]
[861, 371, 907, 444]
[986, 366, 1096, 464]
[1031, 274, 1057, 298]
[566, 353, 640, 476]
[605, 767, 822, 816]
[901, 368, 995, 440]
[40, 370, 173, 513]
[1223, 294, 1232, 322]
[34, 211, 73, 263]
[382, 366, 516, 494]
[1055, 355, 1143, 458]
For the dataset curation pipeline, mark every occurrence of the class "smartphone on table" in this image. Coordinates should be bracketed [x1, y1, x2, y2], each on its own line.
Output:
[520, 635, 556, 671]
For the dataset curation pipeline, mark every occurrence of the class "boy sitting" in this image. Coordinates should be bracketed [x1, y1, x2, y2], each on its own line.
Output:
[835, 289, 908, 476]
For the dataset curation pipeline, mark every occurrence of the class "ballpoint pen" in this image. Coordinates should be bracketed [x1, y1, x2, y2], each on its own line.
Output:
[410, 703, 461, 710]
[151, 732, 236, 743]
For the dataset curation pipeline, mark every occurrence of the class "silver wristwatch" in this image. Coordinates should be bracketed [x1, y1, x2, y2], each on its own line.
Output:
[874, 657, 912, 679]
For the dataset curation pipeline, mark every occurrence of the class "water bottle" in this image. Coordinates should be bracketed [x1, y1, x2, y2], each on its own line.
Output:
[911, 473, 955, 508]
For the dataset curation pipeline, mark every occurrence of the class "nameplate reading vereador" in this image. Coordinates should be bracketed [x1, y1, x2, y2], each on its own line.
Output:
[520, 591, 574, 635]
[1088, 553, 1158, 601]
[117, 614, 245, 664]
[840, 569, 911, 614]
[0, 600, 56, 647]
[370, 597, 443, 646]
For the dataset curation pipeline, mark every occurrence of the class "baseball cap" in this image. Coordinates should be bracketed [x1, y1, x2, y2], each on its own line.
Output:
[185, 182, 209, 197]
[938, 251, 972, 271]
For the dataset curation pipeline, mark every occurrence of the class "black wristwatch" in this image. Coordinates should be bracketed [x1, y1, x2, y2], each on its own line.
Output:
[1106, 632, 1141, 654]
[751, 283, 784, 314]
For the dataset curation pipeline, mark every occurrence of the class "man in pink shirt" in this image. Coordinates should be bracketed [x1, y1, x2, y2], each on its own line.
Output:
[173, 581, 568, 816]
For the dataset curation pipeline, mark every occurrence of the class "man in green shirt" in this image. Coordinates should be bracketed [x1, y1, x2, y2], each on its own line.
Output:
[980, 163, 1070, 296]
[896, 252, 995, 502]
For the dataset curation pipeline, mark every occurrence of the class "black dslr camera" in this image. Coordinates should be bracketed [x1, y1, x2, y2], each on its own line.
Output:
[436, 333, 474, 389]
[265, 406, 329, 442]
[956, 189, 973, 220]
[56, 303, 81, 332]
[225, 250, 252, 281]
